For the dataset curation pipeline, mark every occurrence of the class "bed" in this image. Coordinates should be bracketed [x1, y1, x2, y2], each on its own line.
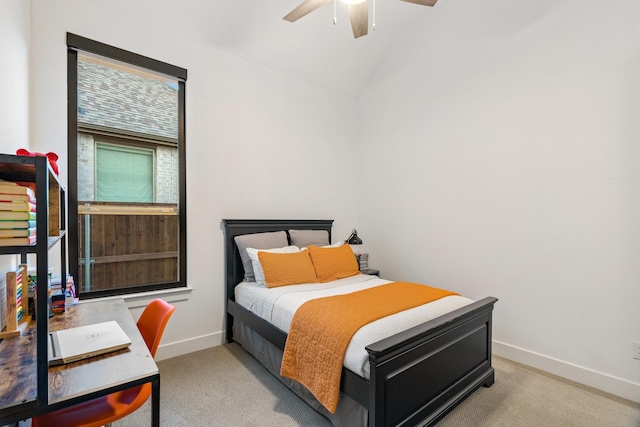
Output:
[223, 219, 498, 427]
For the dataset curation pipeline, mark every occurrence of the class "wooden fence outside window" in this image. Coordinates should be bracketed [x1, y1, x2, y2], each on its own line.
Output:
[78, 202, 178, 293]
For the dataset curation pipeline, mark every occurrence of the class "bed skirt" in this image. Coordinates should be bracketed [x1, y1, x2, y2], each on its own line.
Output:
[233, 320, 368, 427]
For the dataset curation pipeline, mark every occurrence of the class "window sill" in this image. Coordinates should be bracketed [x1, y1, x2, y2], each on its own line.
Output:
[85, 286, 193, 310]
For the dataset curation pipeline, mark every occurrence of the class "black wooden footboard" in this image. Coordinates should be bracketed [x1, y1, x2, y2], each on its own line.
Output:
[366, 297, 497, 427]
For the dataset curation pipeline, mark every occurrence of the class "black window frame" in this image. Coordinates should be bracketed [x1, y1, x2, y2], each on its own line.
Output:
[67, 33, 187, 298]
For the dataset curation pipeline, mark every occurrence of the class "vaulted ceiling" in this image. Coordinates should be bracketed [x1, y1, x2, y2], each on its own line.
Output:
[113, 0, 439, 98]
[111, 0, 561, 98]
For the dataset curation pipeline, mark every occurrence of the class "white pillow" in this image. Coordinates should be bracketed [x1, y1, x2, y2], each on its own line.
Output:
[246, 246, 300, 284]
[322, 241, 344, 248]
[301, 241, 342, 250]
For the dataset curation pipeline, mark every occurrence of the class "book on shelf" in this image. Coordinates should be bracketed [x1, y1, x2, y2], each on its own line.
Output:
[0, 235, 37, 246]
[0, 201, 36, 212]
[0, 211, 36, 221]
[0, 193, 36, 204]
[0, 220, 36, 229]
[0, 228, 36, 238]
[0, 180, 36, 197]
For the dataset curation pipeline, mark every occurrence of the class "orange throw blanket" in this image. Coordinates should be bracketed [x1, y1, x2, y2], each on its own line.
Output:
[280, 281, 458, 413]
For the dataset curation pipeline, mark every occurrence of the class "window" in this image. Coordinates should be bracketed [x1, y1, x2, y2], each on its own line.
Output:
[67, 33, 187, 298]
[96, 143, 154, 202]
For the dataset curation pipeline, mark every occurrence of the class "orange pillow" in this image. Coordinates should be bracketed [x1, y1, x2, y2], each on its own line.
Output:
[307, 244, 361, 283]
[258, 250, 318, 288]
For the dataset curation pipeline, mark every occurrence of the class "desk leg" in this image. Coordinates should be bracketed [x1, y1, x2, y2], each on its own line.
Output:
[152, 375, 160, 427]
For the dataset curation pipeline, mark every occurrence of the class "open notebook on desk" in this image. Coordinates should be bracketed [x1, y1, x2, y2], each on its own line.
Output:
[48, 320, 132, 366]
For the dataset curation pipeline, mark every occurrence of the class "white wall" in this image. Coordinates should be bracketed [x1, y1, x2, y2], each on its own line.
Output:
[28, 0, 359, 358]
[0, 0, 31, 280]
[359, 0, 640, 401]
[0, 0, 30, 153]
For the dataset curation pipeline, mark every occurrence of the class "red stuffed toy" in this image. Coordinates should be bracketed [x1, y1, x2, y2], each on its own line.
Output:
[16, 149, 59, 175]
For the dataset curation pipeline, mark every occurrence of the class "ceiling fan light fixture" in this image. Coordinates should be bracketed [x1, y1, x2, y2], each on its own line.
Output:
[284, 0, 438, 38]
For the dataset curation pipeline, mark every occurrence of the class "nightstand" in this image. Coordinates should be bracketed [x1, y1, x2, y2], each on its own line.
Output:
[361, 268, 380, 277]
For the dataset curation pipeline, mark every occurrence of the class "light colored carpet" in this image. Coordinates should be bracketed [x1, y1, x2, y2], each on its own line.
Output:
[115, 344, 640, 427]
[437, 357, 640, 427]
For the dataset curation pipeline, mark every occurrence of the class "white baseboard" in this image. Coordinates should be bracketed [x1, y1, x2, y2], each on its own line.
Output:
[155, 331, 224, 361]
[493, 340, 640, 403]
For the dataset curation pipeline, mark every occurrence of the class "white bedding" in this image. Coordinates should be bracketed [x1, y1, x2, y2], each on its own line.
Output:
[234, 274, 474, 379]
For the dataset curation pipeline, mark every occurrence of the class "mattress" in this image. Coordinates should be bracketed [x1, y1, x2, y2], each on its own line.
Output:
[234, 274, 474, 379]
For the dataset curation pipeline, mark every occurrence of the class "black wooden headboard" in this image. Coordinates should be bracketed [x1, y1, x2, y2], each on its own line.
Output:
[221, 219, 334, 302]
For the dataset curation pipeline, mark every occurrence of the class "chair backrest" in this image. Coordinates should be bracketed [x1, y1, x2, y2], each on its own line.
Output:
[136, 299, 176, 358]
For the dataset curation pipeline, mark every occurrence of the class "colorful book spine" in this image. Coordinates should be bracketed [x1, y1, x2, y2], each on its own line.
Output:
[0, 193, 36, 203]
[0, 227, 36, 238]
[0, 235, 37, 246]
[0, 198, 37, 243]
[0, 211, 36, 221]
[0, 180, 36, 198]
[0, 181, 37, 235]
[0, 201, 36, 212]
[0, 220, 36, 229]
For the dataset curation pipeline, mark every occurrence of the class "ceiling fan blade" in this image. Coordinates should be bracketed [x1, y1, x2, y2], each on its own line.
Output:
[283, 0, 331, 22]
[348, 2, 368, 39]
[399, 0, 438, 6]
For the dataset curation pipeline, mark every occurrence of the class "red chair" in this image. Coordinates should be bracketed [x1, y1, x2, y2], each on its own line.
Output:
[32, 299, 176, 427]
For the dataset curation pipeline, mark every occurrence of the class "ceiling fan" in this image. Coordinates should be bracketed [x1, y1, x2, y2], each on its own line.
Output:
[283, 0, 438, 39]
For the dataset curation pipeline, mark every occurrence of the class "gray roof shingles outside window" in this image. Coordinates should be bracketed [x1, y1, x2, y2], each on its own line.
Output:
[77, 60, 178, 141]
